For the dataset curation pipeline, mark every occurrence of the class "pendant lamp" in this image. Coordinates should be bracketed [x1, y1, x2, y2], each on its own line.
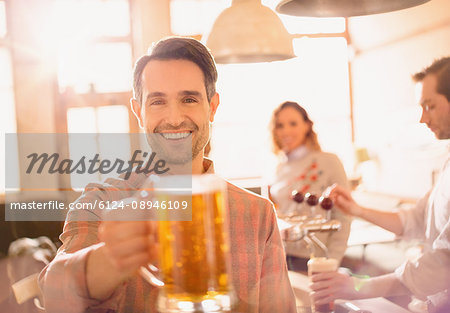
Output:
[205, 0, 294, 64]
[276, 0, 431, 17]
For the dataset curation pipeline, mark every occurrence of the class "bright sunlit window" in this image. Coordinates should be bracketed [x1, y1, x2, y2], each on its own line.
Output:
[278, 16, 345, 34]
[67, 105, 130, 189]
[57, 42, 133, 93]
[0, 1, 6, 37]
[169, 0, 353, 187]
[210, 37, 352, 183]
[53, 0, 134, 189]
[47, 0, 133, 93]
[0, 50, 19, 193]
[0, 3, 19, 194]
[170, 0, 231, 36]
[0, 49, 16, 134]
[52, 0, 130, 39]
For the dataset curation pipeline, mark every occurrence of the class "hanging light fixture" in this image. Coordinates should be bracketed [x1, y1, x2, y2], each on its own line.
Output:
[205, 0, 294, 64]
[275, 0, 431, 17]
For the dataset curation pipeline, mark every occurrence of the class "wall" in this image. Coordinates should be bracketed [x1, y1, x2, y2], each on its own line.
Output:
[348, 0, 450, 198]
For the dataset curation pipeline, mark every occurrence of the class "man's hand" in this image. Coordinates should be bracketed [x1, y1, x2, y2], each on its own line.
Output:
[328, 184, 404, 235]
[99, 221, 158, 275]
[87, 221, 159, 300]
[328, 184, 362, 217]
[309, 271, 359, 306]
[310, 271, 412, 306]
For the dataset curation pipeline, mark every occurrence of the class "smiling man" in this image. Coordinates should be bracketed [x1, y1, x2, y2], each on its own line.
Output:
[309, 57, 450, 313]
[131, 56, 218, 171]
[416, 58, 450, 140]
[39, 37, 296, 313]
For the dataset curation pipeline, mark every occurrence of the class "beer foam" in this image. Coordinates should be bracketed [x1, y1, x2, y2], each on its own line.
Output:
[191, 174, 226, 194]
[307, 257, 338, 274]
[154, 174, 226, 195]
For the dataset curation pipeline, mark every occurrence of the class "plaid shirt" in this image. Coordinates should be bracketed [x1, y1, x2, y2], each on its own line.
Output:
[39, 159, 296, 313]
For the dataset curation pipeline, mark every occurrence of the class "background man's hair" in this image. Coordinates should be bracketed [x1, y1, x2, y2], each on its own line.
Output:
[133, 37, 218, 106]
[413, 57, 450, 102]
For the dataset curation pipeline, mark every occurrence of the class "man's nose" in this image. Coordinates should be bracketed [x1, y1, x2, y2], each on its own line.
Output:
[165, 103, 185, 126]
[419, 109, 428, 124]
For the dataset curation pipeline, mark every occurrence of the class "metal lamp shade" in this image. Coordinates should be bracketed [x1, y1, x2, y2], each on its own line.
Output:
[276, 0, 432, 17]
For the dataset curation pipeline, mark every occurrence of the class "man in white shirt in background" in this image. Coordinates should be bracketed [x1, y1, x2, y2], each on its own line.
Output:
[310, 57, 450, 313]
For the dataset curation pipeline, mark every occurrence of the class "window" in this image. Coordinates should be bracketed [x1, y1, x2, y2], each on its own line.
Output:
[278, 16, 345, 34]
[57, 42, 133, 93]
[1, 1, 19, 194]
[0, 1, 6, 37]
[49, 0, 136, 189]
[67, 106, 131, 189]
[51, 0, 133, 93]
[170, 0, 231, 36]
[211, 37, 352, 183]
[169, 0, 353, 189]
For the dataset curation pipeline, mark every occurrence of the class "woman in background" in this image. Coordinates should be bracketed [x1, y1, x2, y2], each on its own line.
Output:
[269, 101, 351, 271]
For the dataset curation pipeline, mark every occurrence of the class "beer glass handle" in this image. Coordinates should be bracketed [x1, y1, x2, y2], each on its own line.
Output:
[139, 265, 164, 287]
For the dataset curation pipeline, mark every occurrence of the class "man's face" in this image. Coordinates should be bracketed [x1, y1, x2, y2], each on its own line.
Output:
[132, 59, 219, 165]
[419, 74, 450, 140]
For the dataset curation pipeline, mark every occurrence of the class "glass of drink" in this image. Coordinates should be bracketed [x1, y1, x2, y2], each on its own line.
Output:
[142, 174, 236, 313]
[307, 257, 338, 313]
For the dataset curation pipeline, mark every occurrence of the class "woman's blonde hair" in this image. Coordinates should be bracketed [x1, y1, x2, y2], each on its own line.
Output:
[270, 101, 321, 154]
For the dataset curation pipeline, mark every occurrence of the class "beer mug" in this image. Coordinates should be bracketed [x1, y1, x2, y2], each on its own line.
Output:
[307, 257, 338, 313]
[140, 174, 236, 312]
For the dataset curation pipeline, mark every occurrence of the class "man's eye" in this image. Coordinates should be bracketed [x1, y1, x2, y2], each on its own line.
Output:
[424, 105, 434, 112]
[150, 100, 164, 106]
[183, 97, 197, 103]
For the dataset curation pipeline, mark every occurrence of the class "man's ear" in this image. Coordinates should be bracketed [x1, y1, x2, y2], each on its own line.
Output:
[130, 98, 144, 129]
[209, 93, 220, 123]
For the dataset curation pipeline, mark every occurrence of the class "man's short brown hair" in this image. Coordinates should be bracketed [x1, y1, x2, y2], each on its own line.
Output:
[413, 57, 450, 102]
[133, 37, 218, 106]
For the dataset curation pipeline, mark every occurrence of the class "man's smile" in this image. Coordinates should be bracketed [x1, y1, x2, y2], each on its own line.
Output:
[159, 132, 192, 140]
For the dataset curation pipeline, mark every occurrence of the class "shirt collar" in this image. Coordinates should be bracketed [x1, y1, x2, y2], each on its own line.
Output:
[286, 145, 309, 162]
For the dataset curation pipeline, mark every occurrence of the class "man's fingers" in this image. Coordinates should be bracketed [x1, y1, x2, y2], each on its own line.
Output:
[107, 236, 150, 258]
[310, 280, 330, 291]
[310, 271, 337, 282]
[329, 185, 351, 201]
[148, 242, 160, 265]
[98, 220, 160, 274]
[100, 221, 148, 243]
[313, 293, 335, 306]
[311, 284, 342, 298]
[147, 221, 158, 233]
[113, 252, 150, 271]
[335, 194, 351, 207]
[310, 289, 328, 300]
[310, 279, 342, 293]
[146, 221, 159, 242]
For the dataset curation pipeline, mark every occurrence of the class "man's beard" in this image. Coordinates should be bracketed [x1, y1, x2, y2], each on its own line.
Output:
[147, 120, 210, 167]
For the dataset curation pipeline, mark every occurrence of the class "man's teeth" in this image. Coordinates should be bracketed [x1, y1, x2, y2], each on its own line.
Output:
[161, 132, 190, 139]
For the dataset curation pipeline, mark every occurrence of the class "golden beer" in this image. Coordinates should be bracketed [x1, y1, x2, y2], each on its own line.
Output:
[156, 175, 235, 312]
